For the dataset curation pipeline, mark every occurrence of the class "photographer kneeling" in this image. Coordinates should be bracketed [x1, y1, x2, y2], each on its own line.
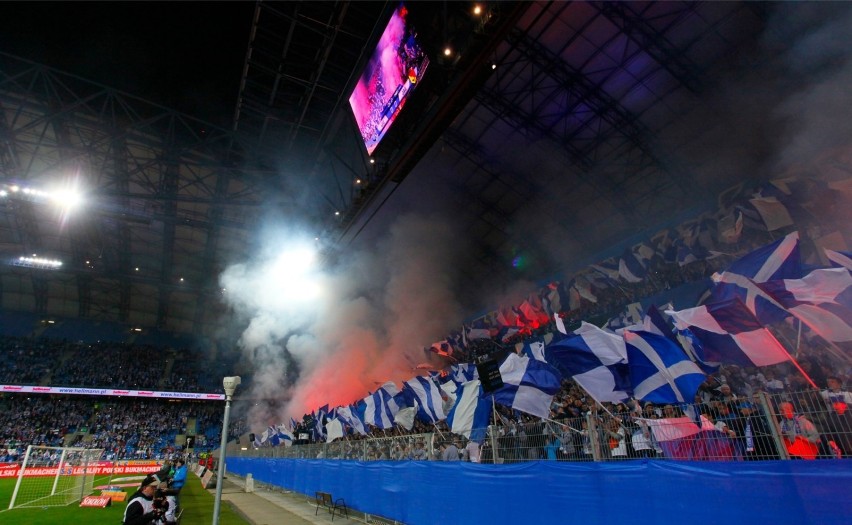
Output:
[123, 474, 167, 525]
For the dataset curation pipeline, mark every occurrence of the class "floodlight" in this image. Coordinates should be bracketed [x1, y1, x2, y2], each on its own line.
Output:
[222, 376, 241, 396]
[214, 375, 241, 525]
[49, 188, 84, 211]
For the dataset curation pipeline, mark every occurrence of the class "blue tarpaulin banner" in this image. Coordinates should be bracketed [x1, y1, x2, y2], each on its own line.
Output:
[225, 457, 851, 525]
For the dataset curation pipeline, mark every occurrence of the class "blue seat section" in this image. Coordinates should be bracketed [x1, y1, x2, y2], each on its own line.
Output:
[227, 457, 852, 525]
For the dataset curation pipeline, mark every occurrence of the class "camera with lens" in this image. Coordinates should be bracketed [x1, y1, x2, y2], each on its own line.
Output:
[152, 490, 169, 512]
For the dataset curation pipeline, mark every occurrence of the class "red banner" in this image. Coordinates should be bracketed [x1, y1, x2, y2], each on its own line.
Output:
[0, 461, 159, 478]
[80, 496, 112, 507]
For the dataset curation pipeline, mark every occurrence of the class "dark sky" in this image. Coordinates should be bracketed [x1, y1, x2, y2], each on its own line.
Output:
[0, 1, 255, 129]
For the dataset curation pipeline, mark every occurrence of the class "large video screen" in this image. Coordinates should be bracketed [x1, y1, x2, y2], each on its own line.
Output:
[349, 3, 430, 155]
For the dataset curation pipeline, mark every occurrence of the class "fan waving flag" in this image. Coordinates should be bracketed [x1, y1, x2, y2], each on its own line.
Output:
[403, 376, 446, 423]
[624, 331, 705, 404]
[545, 322, 631, 403]
[445, 379, 491, 442]
[491, 353, 562, 418]
[666, 298, 791, 367]
[362, 382, 401, 429]
[757, 268, 852, 345]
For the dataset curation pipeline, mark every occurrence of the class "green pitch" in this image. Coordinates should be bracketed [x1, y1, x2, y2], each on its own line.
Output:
[0, 474, 249, 525]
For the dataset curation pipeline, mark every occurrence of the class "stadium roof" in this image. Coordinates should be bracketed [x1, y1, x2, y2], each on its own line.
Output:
[0, 1, 848, 337]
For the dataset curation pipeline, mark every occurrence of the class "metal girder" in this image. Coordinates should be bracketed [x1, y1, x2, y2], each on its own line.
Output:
[192, 163, 233, 334]
[502, 28, 696, 198]
[234, 1, 386, 166]
[596, 1, 704, 94]
[473, 85, 638, 221]
[156, 144, 179, 330]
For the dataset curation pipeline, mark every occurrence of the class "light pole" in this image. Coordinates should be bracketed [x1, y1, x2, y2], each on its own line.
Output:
[212, 376, 240, 525]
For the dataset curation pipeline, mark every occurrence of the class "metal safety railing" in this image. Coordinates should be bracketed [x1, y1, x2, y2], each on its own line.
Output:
[232, 389, 851, 462]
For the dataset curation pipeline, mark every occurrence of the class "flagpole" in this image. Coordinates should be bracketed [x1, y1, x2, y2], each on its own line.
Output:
[540, 416, 583, 435]
[433, 424, 446, 440]
[795, 319, 802, 357]
[491, 395, 498, 427]
[772, 335, 818, 389]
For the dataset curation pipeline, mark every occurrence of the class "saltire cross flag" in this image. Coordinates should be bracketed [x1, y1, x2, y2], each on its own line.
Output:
[403, 376, 446, 423]
[757, 268, 852, 347]
[666, 297, 791, 367]
[445, 379, 491, 442]
[707, 231, 802, 325]
[490, 353, 562, 418]
[624, 331, 706, 404]
[545, 322, 631, 403]
[718, 231, 802, 281]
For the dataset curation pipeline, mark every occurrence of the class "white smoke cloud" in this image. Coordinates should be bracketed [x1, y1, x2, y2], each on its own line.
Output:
[220, 213, 465, 429]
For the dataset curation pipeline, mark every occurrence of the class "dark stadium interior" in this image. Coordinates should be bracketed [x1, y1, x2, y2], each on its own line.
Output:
[1, 6, 852, 521]
[4, 1, 843, 333]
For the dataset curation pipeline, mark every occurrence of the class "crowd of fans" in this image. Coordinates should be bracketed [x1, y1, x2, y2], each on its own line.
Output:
[278, 338, 850, 463]
[0, 336, 218, 392]
[0, 395, 224, 462]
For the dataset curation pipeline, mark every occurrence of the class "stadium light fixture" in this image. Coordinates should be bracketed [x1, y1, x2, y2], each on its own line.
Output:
[13, 256, 63, 269]
[1, 182, 85, 212]
[213, 376, 241, 525]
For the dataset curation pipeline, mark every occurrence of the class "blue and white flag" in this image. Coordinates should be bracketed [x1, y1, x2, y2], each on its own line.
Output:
[545, 322, 631, 403]
[336, 405, 366, 436]
[825, 249, 852, 271]
[643, 304, 676, 340]
[450, 363, 479, 384]
[619, 248, 646, 283]
[361, 382, 401, 429]
[707, 232, 802, 325]
[446, 379, 491, 442]
[666, 298, 791, 367]
[325, 417, 344, 443]
[393, 406, 417, 431]
[722, 231, 802, 282]
[403, 376, 446, 423]
[590, 259, 622, 282]
[710, 271, 791, 325]
[269, 426, 293, 447]
[522, 338, 547, 362]
[566, 277, 597, 306]
[491, 353, 562, 418]
[624, 331, 705, 404]
[757, 268, 852, 345]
